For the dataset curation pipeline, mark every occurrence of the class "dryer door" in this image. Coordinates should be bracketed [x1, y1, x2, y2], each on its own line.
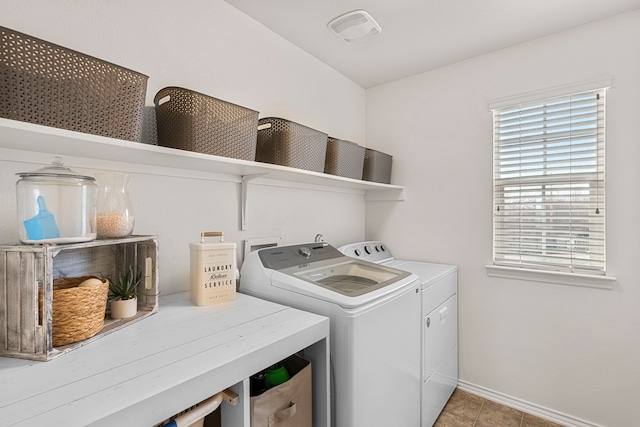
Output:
[422, 293, 458, 426]
[424, 294, 457, 380]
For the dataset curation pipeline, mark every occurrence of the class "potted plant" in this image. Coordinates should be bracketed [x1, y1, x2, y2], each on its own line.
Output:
[108, 265, 141, 319]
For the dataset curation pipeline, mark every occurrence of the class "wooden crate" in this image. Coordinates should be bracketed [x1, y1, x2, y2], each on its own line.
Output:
[0, 235, 158, 361]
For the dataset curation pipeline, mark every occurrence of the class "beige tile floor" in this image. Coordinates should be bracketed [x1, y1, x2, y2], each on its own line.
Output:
[435, 388, 565, 427]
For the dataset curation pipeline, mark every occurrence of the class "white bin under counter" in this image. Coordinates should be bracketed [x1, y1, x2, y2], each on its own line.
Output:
[0, 292, 330, 427]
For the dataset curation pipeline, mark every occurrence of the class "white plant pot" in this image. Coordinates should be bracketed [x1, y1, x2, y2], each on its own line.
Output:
[110, 297, 137, 319]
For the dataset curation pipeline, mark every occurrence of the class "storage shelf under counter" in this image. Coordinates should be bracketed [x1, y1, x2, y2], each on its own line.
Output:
[0, 292, 330, 427]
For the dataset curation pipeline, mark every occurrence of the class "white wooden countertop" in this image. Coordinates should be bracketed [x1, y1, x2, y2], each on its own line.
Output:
[0, 292, 330, 427]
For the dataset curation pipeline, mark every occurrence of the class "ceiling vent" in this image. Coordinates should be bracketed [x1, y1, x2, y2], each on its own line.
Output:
[328, 10, 382, 43]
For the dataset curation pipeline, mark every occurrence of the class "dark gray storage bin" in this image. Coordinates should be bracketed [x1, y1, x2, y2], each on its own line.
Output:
[363, 148, 393, 184]
[324, 137, 365, 180]
[0, 26, 148, 142]
[154, 86, 259, 161]
[256, 117, 327, 172]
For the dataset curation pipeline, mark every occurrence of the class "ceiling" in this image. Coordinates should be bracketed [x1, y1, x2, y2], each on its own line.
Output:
[225, 0, 640, 88]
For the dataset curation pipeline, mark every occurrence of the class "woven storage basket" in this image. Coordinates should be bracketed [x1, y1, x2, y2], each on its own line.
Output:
[39, 276, 109, 347]
[363, 148, 393, 184]
[324, 137, 365, 179]
[154, 86, 259, 161]
[256, 117, 328, 172]
[0, 26, 148, 141]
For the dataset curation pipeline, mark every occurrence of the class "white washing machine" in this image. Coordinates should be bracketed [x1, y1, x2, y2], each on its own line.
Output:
[339, 241, 458, 427]
[240, 242, 422, 427]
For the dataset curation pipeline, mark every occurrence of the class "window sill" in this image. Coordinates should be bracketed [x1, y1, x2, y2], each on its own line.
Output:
[485, 265, 616, 289]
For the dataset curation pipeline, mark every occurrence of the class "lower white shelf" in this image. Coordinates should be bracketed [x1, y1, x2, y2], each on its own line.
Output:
[0, 292, 330, 427]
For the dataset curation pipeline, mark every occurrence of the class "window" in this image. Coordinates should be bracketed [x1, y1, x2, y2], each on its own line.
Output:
[491, 87, 607, 276]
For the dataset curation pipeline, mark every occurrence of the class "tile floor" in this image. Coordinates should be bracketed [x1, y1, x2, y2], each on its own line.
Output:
[434, 388, 565, 427]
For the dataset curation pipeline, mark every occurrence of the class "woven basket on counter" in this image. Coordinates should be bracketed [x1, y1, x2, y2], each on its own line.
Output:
[39, 276, 109, 347]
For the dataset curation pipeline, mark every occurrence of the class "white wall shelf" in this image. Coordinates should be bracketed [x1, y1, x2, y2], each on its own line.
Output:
[0, 118, 404, 230]
[0, 118, 405, 199]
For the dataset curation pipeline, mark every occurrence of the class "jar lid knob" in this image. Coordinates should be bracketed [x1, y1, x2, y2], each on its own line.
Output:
[51, 156, 64, 168]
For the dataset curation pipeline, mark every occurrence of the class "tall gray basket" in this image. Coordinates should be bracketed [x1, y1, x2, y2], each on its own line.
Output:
[0, 26, 148, 142]
[256, 117, 328, 172]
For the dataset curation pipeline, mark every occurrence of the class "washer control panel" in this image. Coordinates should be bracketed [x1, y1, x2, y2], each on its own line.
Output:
[258, 242, 344, 270]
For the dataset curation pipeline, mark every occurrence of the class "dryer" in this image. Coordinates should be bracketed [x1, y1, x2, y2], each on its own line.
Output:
[339, 241, 458, 427]
[240, 242, 422, 427]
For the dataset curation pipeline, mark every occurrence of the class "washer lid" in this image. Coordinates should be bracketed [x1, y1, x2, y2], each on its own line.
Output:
[287, 258, 411, 297]
[255, 243, 418, 307]
[270, 263, 418, 309]
[257, 242, 411, 297]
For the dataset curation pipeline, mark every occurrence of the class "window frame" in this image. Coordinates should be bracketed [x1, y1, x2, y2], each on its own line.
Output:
[486, 78, 616, 289]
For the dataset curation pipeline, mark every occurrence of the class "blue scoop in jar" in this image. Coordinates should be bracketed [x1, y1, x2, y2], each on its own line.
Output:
[23, 195, 60, 240]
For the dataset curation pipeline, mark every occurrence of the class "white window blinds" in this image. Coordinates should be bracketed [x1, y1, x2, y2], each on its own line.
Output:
[492, 88, 606, 275]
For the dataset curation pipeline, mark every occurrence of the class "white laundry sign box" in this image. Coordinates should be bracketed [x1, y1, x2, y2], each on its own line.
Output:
[190, 232, 237, 306]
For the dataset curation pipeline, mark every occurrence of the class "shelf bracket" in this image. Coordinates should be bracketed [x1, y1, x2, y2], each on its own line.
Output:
[364, 186, 406, 201]
[241, 174, 268, 231]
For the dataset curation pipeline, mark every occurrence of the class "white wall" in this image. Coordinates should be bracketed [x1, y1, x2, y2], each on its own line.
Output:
[0, 0, 367, 294]
[366, 10, 640, 427]
[4, 2, 639, 425]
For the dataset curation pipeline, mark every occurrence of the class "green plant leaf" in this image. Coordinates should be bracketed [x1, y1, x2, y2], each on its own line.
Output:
[108, 265, 142, 301]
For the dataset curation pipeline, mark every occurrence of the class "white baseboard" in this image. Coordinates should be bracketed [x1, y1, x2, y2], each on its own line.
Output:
[456, 380, 605, 427]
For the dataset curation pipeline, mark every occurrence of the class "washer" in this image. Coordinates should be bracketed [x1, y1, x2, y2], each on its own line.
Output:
[240, 242, 422, 427]
[339, 241, 458, 427]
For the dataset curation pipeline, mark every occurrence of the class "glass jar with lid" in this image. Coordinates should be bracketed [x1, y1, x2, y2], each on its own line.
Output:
[16, 157, 97, 244]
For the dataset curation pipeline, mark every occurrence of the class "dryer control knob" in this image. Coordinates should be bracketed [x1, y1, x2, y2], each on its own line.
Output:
[298, 247, 311, 258]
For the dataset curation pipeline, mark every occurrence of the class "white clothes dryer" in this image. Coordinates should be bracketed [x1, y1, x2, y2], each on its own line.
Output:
[339, 241, 458, 427]
[240, 242, 422, 427]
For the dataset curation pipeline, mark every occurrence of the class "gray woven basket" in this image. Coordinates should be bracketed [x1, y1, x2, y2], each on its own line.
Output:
[256, 117, 327, 172]
[154, 87, 258, 161]
[0, 26, 148, 142]
[324, 137, 365, 179]
[363, 148, 393, 184]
